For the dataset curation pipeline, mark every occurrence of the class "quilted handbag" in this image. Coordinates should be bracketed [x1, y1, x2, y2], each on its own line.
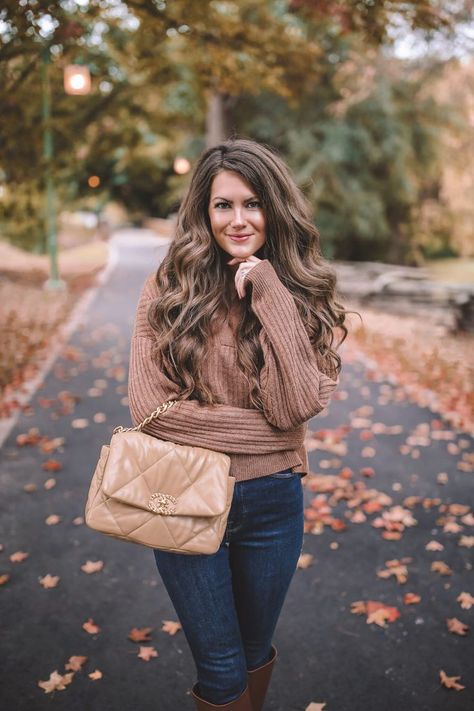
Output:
[84, 400, 235, 554]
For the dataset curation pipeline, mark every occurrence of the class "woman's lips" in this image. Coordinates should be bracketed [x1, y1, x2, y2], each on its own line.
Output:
[228, 234, 251, 241]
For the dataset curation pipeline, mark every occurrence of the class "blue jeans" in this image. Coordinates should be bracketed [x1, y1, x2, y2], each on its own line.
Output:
[153, 468, 304, 705]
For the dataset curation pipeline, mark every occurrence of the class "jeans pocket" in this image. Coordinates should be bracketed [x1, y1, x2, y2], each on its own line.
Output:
[268, 468, 297, 479]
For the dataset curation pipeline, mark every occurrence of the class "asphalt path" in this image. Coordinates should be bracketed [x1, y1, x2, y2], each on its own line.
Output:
[0, 230, 472, 711]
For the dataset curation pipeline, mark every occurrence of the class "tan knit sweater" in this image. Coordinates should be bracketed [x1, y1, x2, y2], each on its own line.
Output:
[128, 259, 340, 482]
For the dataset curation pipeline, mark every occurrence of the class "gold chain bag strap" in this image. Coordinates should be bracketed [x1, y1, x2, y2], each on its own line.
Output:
[84, 400, 235, 554]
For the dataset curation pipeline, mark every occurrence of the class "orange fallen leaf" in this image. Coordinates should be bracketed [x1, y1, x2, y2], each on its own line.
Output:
[446, 618, 469, 636]
[44, 478, 56, 490]
[439, 670, 465, 691]
[39, 574, 60, 589]
[72, 517, 84, 525]
[431, 561, 453, 576]
[161, 620, 182, 635]
[0, 574, 11, 586]
[23, 483, 37, 492]
[39, 437, 65, 454]
[297, 553, 314, 569]
[10, 550, 29, 563]
[128, 627, 153, 642]
[305, 704, 327, 711]
[457, 592, 474, 610]
[459, 535, 474, 548]
[42, 459, 62, 472]
[38, 670, 74, 693]
[89, 669, 103, 680]
[425, 540, 444, 551]
[45, 514, 61, 525]
[71, 418, 90, 429]
[403, 593, 421, 605]
[137, 646, 158, 661]
[16, 428, 41, 446]
[81, 560, 104, 574]
[65, 656, 87, 671]
[82, 618, 101, 634]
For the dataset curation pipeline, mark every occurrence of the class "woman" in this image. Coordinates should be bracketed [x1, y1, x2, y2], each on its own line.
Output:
[128, 138, 349, 710]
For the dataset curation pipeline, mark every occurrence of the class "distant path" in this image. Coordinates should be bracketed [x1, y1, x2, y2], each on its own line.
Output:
[0, 229, 472, 711]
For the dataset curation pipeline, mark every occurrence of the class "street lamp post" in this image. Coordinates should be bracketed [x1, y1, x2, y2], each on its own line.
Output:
[41, 44, 91, 291]
[41, 45, 65, 291]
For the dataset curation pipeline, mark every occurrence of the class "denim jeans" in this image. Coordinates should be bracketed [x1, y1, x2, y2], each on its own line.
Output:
[152, 468, 304, 705]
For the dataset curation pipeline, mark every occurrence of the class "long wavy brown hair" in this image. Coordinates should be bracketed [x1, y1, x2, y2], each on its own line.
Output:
[148, 137, 353, 410]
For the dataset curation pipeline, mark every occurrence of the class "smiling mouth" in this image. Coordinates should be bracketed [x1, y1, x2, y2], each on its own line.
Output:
[228, 234, 251, 239]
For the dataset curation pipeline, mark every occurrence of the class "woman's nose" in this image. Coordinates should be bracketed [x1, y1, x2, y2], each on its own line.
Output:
[230, 208, 246, 227]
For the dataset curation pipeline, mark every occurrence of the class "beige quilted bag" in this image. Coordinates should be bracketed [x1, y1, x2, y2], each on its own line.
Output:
[84, 400, 235, 554]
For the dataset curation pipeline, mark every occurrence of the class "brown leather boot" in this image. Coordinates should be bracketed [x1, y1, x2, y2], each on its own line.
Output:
[247, 645, 278, 711]
[191, 682, 253, 710]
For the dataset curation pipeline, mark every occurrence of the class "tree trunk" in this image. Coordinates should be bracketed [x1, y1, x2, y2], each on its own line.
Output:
[205, 91, 237, 148]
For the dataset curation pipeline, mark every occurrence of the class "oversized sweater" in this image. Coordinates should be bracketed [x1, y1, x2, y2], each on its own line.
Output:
[128, 258, 340, 482]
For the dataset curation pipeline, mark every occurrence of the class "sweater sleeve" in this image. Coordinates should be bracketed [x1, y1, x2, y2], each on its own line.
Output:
[127, 274, 306, 454]
[245, 259, 340, 431]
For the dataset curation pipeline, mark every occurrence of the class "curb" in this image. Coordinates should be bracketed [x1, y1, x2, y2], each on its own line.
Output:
[0, 241, 120, 449]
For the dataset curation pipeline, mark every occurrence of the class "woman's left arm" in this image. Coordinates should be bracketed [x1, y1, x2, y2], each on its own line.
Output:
[245, 259, 340, 431]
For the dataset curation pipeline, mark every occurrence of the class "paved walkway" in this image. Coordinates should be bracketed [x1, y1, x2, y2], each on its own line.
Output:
[0, 230, 472, 710]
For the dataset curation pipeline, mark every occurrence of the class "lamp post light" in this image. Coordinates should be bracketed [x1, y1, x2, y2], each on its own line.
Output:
[41, 47, 91, 291]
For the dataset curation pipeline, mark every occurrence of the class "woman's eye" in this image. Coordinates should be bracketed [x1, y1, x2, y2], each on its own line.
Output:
[247, 201, 261, 208]
[215, 201, 230, 209]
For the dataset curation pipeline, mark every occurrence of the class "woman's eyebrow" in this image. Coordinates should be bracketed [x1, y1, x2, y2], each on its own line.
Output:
[211, 195, 259, 202]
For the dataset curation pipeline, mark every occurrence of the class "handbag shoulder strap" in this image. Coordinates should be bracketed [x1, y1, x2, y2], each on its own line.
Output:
[113, 399, 178, 434]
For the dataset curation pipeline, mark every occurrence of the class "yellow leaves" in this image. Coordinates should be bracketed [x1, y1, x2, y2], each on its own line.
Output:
[439, 670, 465, 691]
[446, 617, 469, 636]
[80, 559, 104, 574]
[39, 574, 60, 589]
[137, 646, 158, 661]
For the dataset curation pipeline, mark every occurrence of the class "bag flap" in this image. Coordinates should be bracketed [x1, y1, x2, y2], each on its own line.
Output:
[101, 431, 231, 517]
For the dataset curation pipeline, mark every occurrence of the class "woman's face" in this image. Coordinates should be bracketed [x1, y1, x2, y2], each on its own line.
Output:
[208, 170, 266, 259]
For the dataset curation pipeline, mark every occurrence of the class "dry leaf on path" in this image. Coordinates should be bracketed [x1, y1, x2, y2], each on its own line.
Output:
[137, 646, 158, 661]
[459, 535, 474, 548]
[42, 459, 62, 471]
[38, 670, 74, 693]
[439, 670, 465, 691]
[297, 553, 314, 569]
[457, 592, 474, 610]
[431, 561, 453, 576]
[65, 656, 87, 671]
[45, 514, 61, 525]
[446, 618, 469, 636]
[82, 618, 101, 634]
[39, 574, 60, 589]
[425, 540, 444, 551]
[403, 593, 421, 605]
[10, 551, 29, 563]
[71, 418, 89, 429]
[161, 620, 182, 635]
[44, 478, 56, 490]
[305, 704, 327, 711]
[128, 627, 153, 642]
[81, 560, 104, 574]
[0, 574, 11, 586]
[89, 669, 103, 680]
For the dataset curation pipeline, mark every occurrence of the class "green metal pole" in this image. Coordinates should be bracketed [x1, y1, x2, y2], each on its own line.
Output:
[41, 46, 65, 290]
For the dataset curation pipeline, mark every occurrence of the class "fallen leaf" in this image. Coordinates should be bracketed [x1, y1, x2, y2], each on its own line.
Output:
[42, 459, 62, 472]
[16, 428, 41, 446]
[403, 593, 421, 605]
[38, 670, 74, 693]
[89, 669, 103, 680]
[82, 618, 100, 634]
[128, 627, 153, 642]
[65, 656, 87, 671]
[439, 670, 465, 691]
[39, 574, 60, 589]
[72, 517, 84, 525]
[45, 514, 61, 525]
[44, 478, 56, 490]
[81, 560, 104, 574]
[459, 535, 474, 548]
[23, 482, 37, 492]
[137, 646, 158, 661]
[457, 592, 474, 610]
[446, 618, 469, 636]
[305, 704, 327, 711]
[71, 418, 89, 429]
[431, 561, 453, 576]
[10, 550, 29, 563]
[425, 540, 444, 551]
[161, 620, 182, 635]
[297, 553, 314, 569]
[0, 574, 11, 586]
